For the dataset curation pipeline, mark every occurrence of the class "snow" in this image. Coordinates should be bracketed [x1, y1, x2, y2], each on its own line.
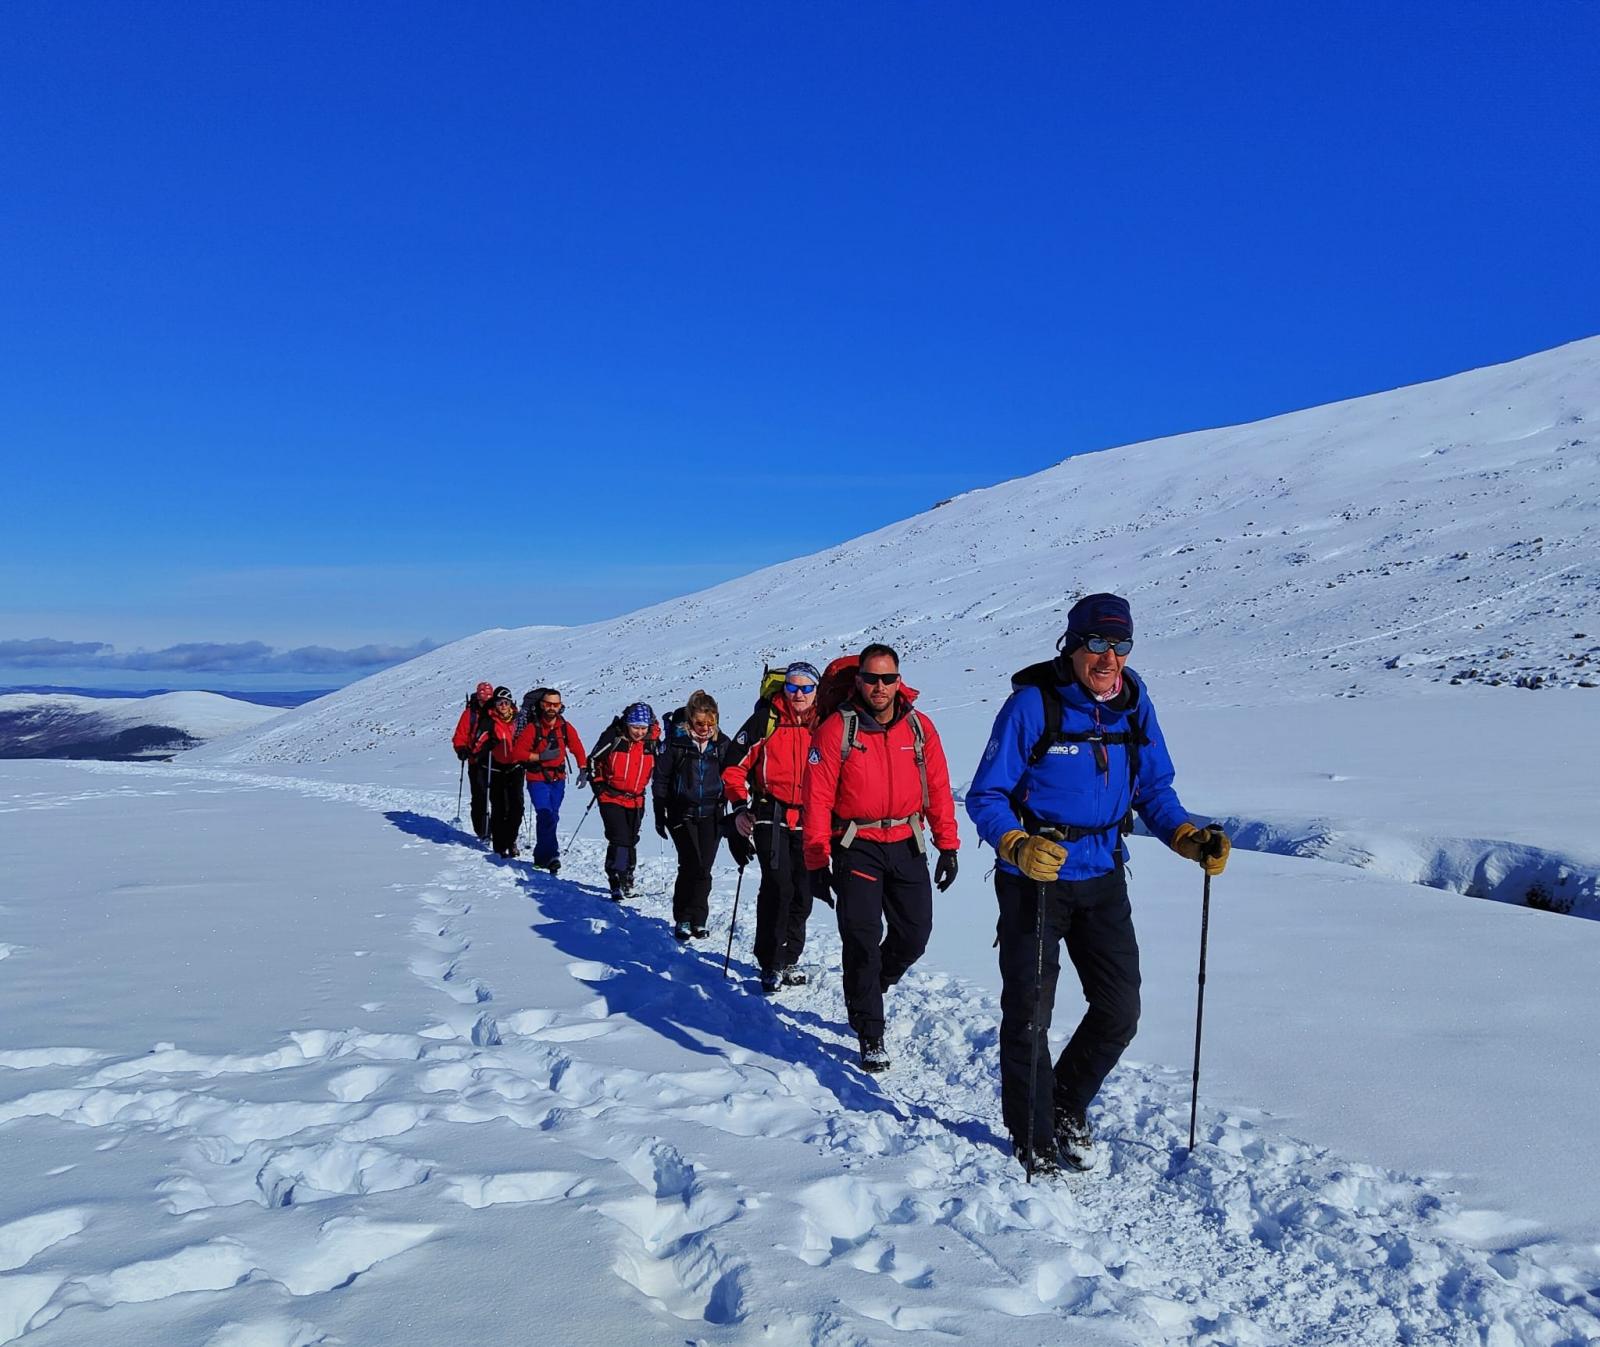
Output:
[4, 337, 1600, 1343]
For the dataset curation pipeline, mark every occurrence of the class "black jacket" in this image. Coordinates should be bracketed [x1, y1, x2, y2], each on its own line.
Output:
[653, 725, 733, 822]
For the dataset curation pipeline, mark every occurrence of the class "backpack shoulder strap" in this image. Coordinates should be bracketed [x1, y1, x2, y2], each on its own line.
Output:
[907, 709, 929, 813]
[838, 706, 860, 760]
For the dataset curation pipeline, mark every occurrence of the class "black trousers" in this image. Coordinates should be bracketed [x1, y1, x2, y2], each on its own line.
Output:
[488, 765, 526, 853]
[833, 838, 932, 1040]
[599, 801, 643, 887]
[995, 866, 1140, 1147]
[467, 760, 490, 839]
[752, 817, 811, 973]
[669, 814, 721, 927]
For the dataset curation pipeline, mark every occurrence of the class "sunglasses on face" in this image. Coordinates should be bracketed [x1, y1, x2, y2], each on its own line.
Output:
[857, 671, 900, 687]
[1082, 636, 1133, 656]
[540, 703, 563, 712]
[784, 682, 816, 696]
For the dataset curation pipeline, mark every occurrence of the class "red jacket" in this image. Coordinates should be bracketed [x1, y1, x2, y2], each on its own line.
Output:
[594, 734, 656, 807]
[470, 712, 534, 768]
[452, 697, 492, 752]
[525, 716, 588, 781]
[722, 694, 817, 829]
[802, 691, 959, 870]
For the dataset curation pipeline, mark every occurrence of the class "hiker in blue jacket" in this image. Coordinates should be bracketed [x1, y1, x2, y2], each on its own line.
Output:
[966, 592, 1231, 1179]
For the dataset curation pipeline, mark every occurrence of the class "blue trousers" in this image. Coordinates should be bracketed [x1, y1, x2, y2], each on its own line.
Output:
[526, 776, 566, 864]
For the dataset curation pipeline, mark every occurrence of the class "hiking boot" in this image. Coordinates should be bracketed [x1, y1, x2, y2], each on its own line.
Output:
[1012, 1139, 1063, 1180]
[606, 877, 625, 903]
[858, 1036, 890, 1073]
[780, 966, 808, 987]
[673, 921, 693, 942]
[545, 859, 561, 876]
[691, 925, 709, 939]
[621, 872, 637, 897]
[759, 968, 781, 995]
[1054, 1107, 1097, 1172]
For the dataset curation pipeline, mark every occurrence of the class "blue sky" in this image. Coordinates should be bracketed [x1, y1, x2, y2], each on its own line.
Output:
[2, 1, 1597, 689]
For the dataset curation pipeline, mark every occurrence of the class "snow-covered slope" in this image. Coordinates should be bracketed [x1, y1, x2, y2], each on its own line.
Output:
[203, 337, 1600, 917]
[0, 691, 284, 760]
[210, 336, 1600, 773]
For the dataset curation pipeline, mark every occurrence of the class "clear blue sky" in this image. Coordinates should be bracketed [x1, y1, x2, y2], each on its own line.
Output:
[3, 1, 1597, 688]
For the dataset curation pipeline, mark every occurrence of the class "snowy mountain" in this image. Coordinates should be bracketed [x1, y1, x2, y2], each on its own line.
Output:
[5, 339, 1600, 1346]
[0, 691, 285, 760]
[203, 337, 1600, 917]
[210, 335, 1600, 771]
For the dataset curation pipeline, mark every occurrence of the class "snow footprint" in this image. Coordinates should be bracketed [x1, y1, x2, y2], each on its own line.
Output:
[597, 1139, 749, 1327]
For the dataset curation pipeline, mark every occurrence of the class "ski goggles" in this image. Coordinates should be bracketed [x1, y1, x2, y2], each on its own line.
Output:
[783, 681, 817, 696]
[1082, 635, 1134, 656]
[857, 671, 900, 686]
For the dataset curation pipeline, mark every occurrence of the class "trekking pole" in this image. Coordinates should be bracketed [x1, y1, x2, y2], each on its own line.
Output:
[1025, 876, 1049, 1182]
[723, 862, 746, 978]
[565, 793, 596, 851]
[452, 758, 465, 827]
[1187, 864, 1214, 1154]
[484, 758, 493, 851]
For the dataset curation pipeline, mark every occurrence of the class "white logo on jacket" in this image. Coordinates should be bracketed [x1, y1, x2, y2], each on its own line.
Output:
[807, 747, 820, 764]
[1046, 744, 1081, 756]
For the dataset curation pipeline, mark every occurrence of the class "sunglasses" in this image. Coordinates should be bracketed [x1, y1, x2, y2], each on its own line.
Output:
[857, 671, 900, 686]
[784, 682, 816, 696]
[1082, 636, 1133, 656]
[540, 702, 563, 712]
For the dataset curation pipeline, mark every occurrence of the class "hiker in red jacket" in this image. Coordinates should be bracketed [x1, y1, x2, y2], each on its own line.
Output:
[452, 680, 497, 840]
[723, 661, 822, 993]
[464, 687, 535, 858]
[521, 687, 588, 875]
[590, 702, 658, 901]
[802, 644, 960, 1073]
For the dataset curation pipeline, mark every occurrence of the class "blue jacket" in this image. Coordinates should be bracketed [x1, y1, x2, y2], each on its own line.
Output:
[966, 667, 1190, 880]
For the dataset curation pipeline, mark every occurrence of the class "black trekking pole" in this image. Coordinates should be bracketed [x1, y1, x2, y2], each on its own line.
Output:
[452, 758, 465, 827]
[1025, 875, 1049, 1182]
[722, 862, 746, 978]
[1186, 865, 1215, 1154]
[565, 793, 596, 851]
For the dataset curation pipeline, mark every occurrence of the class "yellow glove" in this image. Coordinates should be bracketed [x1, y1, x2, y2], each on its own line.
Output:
[1170, 821, 1230, 876]
[999, 829, 1068, 883]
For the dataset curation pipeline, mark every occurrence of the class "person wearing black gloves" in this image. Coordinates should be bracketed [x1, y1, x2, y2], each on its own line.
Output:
[966, 593, 1230, 1179]
[801, 645, 960, 1074]
[653, 690, 733, 942]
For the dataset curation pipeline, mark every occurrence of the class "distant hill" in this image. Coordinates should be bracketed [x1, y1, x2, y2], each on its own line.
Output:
[0, 691, 286, 760]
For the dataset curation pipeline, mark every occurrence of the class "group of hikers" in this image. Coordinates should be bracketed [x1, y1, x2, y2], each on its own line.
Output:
[450, 593, 1232, 1179]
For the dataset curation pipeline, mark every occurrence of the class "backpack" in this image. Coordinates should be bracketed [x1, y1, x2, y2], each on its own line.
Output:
[1009, 659, 1149, 842]
[813, 655, 859, 724]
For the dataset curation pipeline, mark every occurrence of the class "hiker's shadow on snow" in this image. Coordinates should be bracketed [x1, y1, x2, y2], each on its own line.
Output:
[384, 810, 487, 852]
[507, 867, 901, 1122]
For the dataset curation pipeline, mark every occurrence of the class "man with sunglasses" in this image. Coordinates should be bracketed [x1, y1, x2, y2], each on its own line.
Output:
[723, 661, 824, 993]
[523, 688, 587, 875]
[803, 644, 960, 1073]
[966, 592, 1230, 1178]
